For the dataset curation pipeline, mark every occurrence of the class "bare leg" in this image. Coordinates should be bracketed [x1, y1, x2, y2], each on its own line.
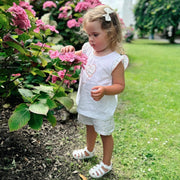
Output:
[100, 134, 114, 166]
[85, 125, 97, 155]
[73, 125, 97, 159]
[89, 134, 113, 177]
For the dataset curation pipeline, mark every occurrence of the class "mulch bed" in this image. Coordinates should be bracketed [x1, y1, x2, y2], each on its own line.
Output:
[0, 97, 120, 180]
[0, 98, 83, 180]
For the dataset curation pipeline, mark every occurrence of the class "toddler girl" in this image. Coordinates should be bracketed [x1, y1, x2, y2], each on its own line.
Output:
[61, 4, 128, 179]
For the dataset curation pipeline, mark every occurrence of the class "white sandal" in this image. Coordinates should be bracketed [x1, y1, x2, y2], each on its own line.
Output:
[89, 161, 112, 179]
[72, 147, 94, 160]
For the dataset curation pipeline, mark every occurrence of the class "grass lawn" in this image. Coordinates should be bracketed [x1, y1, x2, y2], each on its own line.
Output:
[76, 39, 180, 179]
[113, 39, 180, 179]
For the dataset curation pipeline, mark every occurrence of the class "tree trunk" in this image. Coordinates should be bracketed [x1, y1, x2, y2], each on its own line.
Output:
[168, 26, 177, 44]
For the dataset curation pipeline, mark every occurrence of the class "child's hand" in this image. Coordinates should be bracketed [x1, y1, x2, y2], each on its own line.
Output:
[61, 45, 75, 53]
[91, 86, 105, 101]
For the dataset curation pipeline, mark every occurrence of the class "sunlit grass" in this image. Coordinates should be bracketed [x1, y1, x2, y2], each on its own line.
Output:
[75, 39, 180, 179]
[113, 39, 180, 179]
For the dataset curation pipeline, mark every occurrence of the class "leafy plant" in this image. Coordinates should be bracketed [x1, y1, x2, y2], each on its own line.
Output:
[0, 1, 87, 131]
[30, 0, 102, 50]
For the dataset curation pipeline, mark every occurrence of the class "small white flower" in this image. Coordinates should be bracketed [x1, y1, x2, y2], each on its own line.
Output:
[148, 168, 152, 171]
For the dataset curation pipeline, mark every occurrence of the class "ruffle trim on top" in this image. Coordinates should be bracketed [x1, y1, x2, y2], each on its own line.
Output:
[112, 54, 129, 71]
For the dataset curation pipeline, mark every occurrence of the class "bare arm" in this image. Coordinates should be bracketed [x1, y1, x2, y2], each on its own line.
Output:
[91, 61, 125, 101]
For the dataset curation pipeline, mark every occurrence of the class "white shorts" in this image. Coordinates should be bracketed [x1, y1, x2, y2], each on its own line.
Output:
[78, 114, 115, 136]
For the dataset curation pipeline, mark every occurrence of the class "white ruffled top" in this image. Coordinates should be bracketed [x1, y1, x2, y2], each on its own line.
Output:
[76, 42, 128, 120]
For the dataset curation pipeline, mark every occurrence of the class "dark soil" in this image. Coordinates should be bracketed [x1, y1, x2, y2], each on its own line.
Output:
[0, 98, 83, 180]
[0, 98, 119, 180]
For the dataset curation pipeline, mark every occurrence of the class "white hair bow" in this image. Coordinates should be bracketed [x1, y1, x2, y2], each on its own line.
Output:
[102, 7, 114, 21]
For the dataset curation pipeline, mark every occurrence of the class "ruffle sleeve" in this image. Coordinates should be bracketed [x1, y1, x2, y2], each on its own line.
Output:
[112, 54, 129, 71]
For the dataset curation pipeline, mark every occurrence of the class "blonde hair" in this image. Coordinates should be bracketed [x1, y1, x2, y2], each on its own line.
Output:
[82, 5, 125, 54]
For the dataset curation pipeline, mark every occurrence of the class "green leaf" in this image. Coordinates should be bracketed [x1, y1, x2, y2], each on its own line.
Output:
[45, 29, 52, 36]
[39, 55, 50, 67]
[18, 33, 31, 42]
[30, 32, 43, 41]
[29, 101, 49, 115]
[29, 44, 42, 51]
[47, 98, 57, 109]
[5, 41, 26, 54]
[28, 113, 43, 130]
[0, 13, 10, 29]
[18, 88, 33, 97]
[55, 96, 73, 110]
[33, 84, 54, 93]
[8, 103, 30, 131]
[47, 111, 56, 127]
[18, 88, 34, 103]
[30, 68, 46, 77]
[53, 86, 66, 98]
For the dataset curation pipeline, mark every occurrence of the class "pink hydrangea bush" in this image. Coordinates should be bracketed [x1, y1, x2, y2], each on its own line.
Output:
[7, 2, 31, 35]
[58, 0, 102, 29]
[1, 1, 91, 131]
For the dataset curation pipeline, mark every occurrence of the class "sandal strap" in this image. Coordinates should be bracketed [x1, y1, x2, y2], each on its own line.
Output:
[84, 147, 94, 156]
[100, 161, 112, 170]
[73, 147, 94, 160]
[74, 149, 85, 158]
[89, 162, 112, 178]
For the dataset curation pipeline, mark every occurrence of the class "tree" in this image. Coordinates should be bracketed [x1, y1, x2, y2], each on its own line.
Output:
[134, 0, 180, 43]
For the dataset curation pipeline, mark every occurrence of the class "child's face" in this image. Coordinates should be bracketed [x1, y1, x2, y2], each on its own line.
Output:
[84, 21, 111, 55]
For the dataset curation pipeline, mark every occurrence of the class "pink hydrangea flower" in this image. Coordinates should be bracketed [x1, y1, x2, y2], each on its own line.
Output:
[59, 52, 76, 62]
[45, 25, 59, 33]
[58, 13, 67, 19]
[52, 75, 58, 83]
[57, 70, 66, 79]
[65, 1, 73, 6]
[64, 79, 77, 87]
[85, 0, 101, 4]
[75, 2, 91, 12]
[75, 53, 87, 69]
[58, 5, 72, 19]
[67, 19, 77, 28]
[7, 3, 31, 34]
[59, 6, 71, 12]
[35, 19, 44, 27]
[51, 70, 66, 83]
[3, 33, 12, 42]
[19, 1, 36, 16]
[78, 17, 83, 24]
[43, 1, 57, 9]
[49, 50, 60, 59]
[34, 19, 59, 33]
[49, 51, 87, 85]
[12, 73, 21, 77]
[34, 42, 51, 51]
[59, 52, 87, 68]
